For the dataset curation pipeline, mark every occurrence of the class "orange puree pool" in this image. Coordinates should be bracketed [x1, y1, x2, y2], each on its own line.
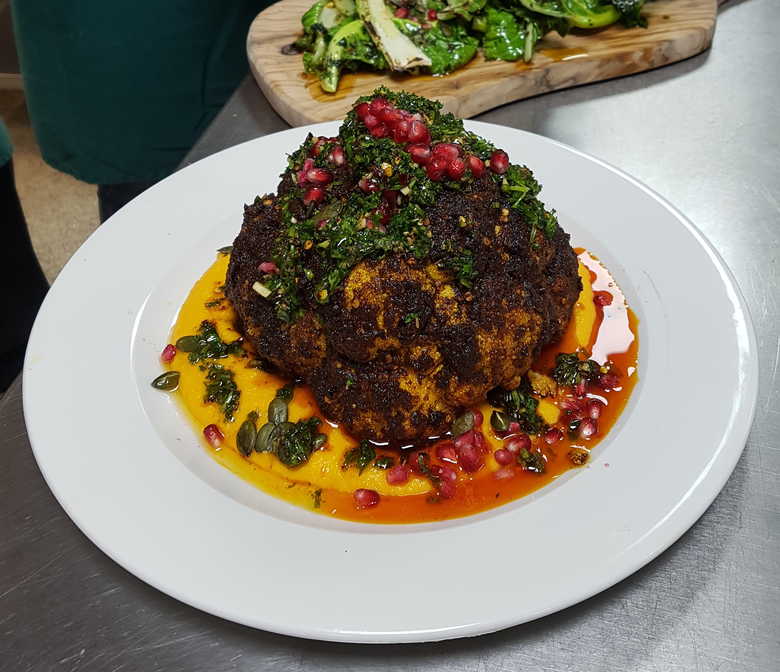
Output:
[161, 248, 638, 523]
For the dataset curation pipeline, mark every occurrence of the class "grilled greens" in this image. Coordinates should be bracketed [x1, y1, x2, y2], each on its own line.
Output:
[294, 0, 648, 92]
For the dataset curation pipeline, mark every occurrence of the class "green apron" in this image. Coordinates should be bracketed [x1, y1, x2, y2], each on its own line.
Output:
[11, 0, 270, 184]
[0, 119, 11, 167]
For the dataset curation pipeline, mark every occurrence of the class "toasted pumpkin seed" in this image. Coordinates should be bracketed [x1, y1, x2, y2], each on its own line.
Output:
[236, 419, 257, 457]
[490, 410, 510, 432]
[254, 423, 275, 453]
[151, 371, 180, 391]
[175, 335, 201, 352]
[268, 397, 289, 425]
[451, 410, 474, 437]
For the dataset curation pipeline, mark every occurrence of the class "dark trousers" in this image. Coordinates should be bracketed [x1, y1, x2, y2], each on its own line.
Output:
[97, 181, 154, 223]
[1, 160, 48, 391]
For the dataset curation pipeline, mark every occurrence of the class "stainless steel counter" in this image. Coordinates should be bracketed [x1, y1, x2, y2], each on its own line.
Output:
[2, 1, 778, 669]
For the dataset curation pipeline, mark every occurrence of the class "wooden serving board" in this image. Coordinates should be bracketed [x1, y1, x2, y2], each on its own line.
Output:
[248, 0, 717, 126]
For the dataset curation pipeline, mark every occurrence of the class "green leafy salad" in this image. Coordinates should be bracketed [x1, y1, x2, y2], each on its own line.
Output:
[293, 0, 647, 93]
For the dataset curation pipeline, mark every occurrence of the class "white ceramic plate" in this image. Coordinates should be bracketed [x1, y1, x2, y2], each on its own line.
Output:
[24, 121, 757, 643]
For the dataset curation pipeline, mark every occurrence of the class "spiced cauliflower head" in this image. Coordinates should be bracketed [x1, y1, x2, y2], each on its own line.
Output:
[226, 89, 579, 444]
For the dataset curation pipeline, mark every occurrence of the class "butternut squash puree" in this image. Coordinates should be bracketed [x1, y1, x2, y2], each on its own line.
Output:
[165, 249, 638, 523]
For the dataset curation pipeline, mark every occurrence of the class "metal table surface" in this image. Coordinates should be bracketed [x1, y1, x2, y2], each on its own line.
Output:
[2, 1, 778, 670]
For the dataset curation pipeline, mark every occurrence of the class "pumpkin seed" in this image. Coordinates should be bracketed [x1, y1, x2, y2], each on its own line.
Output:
[236, 419, 257, 457]
[490, 410, 510, 432]
[175, 335, 201, 352]
[254, 423, 275, 453]
[151, 371, 180, 391]
[268, 397, 289, 425]
[269, 421, 295, 454]
[451, 410, 474, 437]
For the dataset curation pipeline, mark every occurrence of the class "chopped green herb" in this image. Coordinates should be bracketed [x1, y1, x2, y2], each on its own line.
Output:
[177, 321, 244, 364]
[312, 488, 323, 508]
[373, 455, 395, 469]
[440, 249, 477, 289]
[402, 312, 420, 325]
[552, 352, 601, 387]
[487, 382, 545, 434]
[201, 363, 240, 421]
[275, 384, 295, 402]
[270, 417, 322, 467]
[342, 440, 376, 474]
[518, 448, 546, 474]
[204, 298, 224, 308]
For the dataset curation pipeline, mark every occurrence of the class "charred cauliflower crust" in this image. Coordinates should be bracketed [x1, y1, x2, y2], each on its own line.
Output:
[226, 175, 579, 443]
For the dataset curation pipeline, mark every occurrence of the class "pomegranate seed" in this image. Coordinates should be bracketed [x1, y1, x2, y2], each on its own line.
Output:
[472, 409, 483, 427]
[305, 168, 332, 185]
[363, 113, 380, 129]
[386, 464, 410, 485]
[408, 450, 430, 474]
[311, 137, 327, 156]
[494, 466, 515, 480]
[561, 398, 587, 420]
[382, 189, 399, 206]
[446, 158, 466, 180]
[328, 146, 346, 166]
[505, 434, 531, 453]
[370, 124, 388, 138]
[574, 380, 587, 397]
[587, 399, 605, 419]
[432, 143, 460, 161]
[473, 431, 486, 452]
[427, 9, 438, 20]
[436, 441, 458, 463]
[438, 479, 456, 499]
[507, 421, 522, 435]
[594, 290, 613, 307]
[160, 344, 176, 363]
[392, 119, 410, 143]
[408, 143, 432, 165]
[490, 150, 509, 174]
[407, 120, 429, 143]
[355, 102, 370, 119]
[303, 187, 325, 204]
[494, 448, 514, 466]
[544, 428, 563, 444]
[203, 424, 224, 448]
[380, 107, 403, 126]
[369, 97, 390, 113]
[426, 157, 448, 181]
[467, 155, 485, 177]
[579, 418, 598, 439]
[431, 463, 458, 482]
[358, 177, 380, 192]
[297, 157, 315, 185]
[457, 442, 484, 474]
[597, 373, 621, 390]
[394, 7, 409, 17]
[454, 429, 475, 450]
[259, 261, 278, 274]
[354, 488, 380, 509]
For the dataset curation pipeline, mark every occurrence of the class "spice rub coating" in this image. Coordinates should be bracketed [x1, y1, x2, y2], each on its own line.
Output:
[226, 175, 579, 443]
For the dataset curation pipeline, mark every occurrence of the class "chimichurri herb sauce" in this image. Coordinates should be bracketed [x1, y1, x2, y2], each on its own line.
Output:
[255, 88, 559, 322]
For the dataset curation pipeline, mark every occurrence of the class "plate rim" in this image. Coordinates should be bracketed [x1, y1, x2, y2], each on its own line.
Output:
[23, 120, 758, 643]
